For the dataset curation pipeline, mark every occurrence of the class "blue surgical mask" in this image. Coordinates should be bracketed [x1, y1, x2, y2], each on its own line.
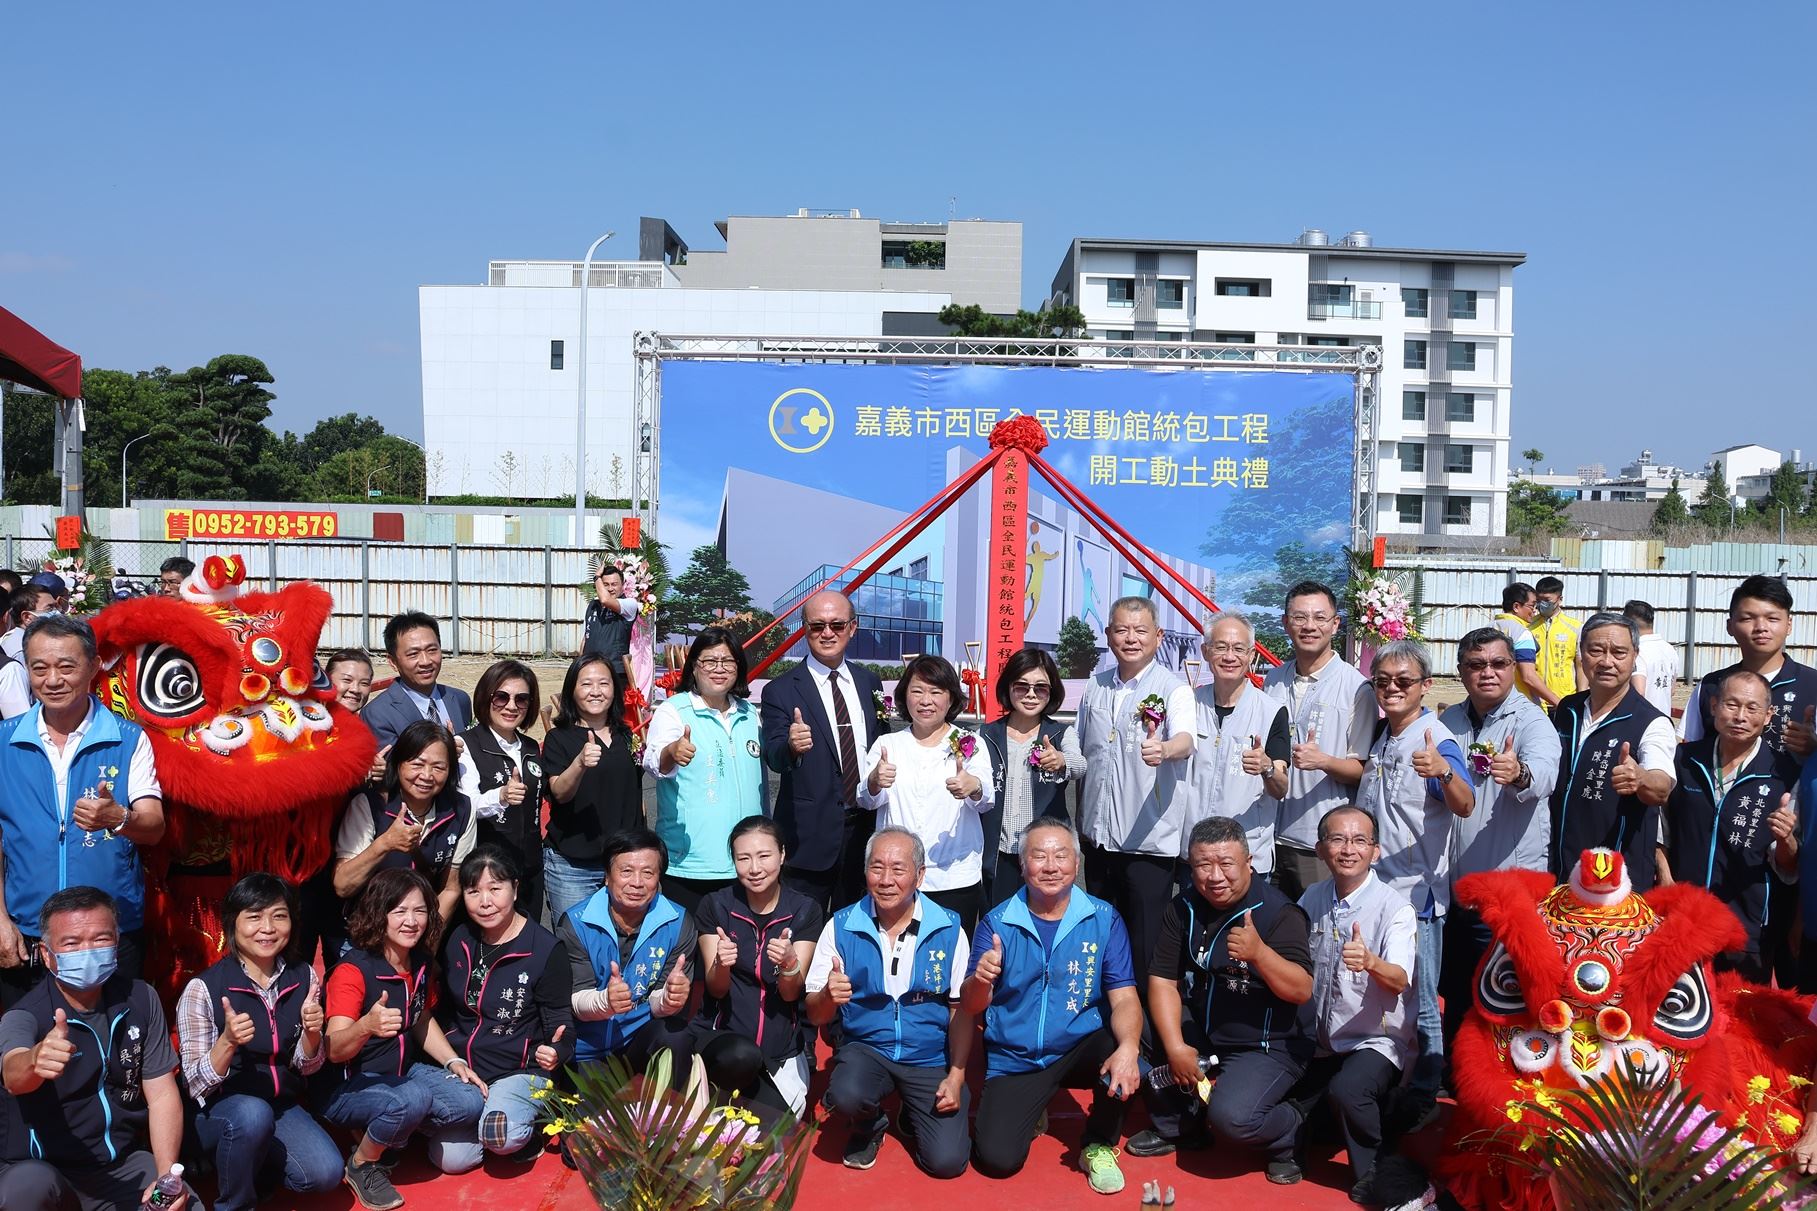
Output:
[52, 944, 118, 990]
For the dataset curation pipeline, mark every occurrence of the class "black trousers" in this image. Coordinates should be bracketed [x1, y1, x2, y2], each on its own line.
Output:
[1082, 840, 1179, 988]
[1290, 1049, 1401, 1181]
[0, 1150, 196, 1211]
[826, 1042, 971, 1179]
[621, 1010, 700, 1090]
[924, 883, 985, 939]
[972, 1027, 1130, 1178]
[1144, 1043, 1307, 1163]
[663, 875, 735, 918]
[1440, 904, 1492, 1048]
[986, 853, 1024, 910]
[783, 809, 873, 916]
[0, 928, 145, 1010]
[1272, 841, 1325, 902]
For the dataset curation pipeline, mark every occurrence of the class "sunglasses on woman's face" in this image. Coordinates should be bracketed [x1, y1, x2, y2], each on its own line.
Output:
[490, 691, 532, 708]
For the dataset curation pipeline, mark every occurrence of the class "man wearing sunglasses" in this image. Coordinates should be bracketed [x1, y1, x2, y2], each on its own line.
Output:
[761, 590, 888, 914]
[1436, 628, 1559, 1048]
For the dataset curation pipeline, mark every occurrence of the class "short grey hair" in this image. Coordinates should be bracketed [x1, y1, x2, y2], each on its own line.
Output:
[1581, 611, 1638, 649]
[1203, 611, 1256, 651]
[1187, 816, 1249, 855]
[1108, 596, 1158, 628]
[864, 825, 926, 871]
[1373, 639, 1432, 680]
[1016, 817, 1080, 864]
[23, 613, 97, 664]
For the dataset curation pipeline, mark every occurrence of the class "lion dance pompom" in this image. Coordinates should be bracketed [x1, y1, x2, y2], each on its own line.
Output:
[91, 554, 376, 1005]
[1441, 849, 1817, 1211]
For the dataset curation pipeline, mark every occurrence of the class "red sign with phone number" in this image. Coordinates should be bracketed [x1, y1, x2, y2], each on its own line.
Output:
[164, 509, 340, 541]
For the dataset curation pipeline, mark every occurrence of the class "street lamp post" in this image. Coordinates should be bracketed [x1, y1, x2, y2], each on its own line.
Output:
[120, 432, 153, 509]
[394, 436, 429, 504]
[365, 464, 391, 499]
[576, 230, 615, 548]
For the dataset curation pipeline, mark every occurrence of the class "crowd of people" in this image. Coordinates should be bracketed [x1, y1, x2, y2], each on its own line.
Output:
[0, 558, 1815, 1208]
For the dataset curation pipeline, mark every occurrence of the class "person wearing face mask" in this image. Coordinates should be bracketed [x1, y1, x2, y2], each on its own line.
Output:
[0, 587, 57, 721]
[646, 628, 768, 913]
[1527, 577, 1586, 707]
[0, 886, 197, 1211]
[458, 660, 547, 923]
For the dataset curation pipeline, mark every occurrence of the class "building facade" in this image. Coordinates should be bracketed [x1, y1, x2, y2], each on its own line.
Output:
[1048, 231, 1524, 538]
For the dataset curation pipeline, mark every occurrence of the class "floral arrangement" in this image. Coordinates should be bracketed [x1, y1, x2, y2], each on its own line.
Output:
[30, 523, 115, 613]
[1344, 549, 1429, 648]
[948, 728, 977, 763]
[872, 689, 893, 720]
[1136, 692, 1167, 731]
[610, 551, 660, 619]
[1467, 741, 1498, 782]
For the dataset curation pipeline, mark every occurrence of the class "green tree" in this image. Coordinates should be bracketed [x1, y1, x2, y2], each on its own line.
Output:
[297, 413, 389, 471]
[1521, 447, 1544, 473]
[1650, 477, 1690, 533]
[937, 303, 1089, 339]
[1, 384, 61, 504]
[664, 544, 757, 638]
[1507, 478, 1574, 540]
[1057, 615, 1100, 678]
[1758, 460, 1807, 520]
[1692, 464, 1731, 527]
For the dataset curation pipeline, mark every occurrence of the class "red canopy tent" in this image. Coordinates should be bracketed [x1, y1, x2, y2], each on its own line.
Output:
[0, 304, 86, 517]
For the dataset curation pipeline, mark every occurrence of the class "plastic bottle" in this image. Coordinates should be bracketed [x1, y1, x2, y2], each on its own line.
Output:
[148, 1163, 186, 1207]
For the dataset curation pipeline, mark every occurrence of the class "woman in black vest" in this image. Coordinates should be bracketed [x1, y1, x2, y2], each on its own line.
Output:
[334, 720, 475, 931]
[434, 846, 575, 1170]
[177, 874, 342, 1211]
[542, 654, 643, 921]
[458, 660, 547, 922]
[319, 869, 486, 1210]
[980, 649, 1086, 907]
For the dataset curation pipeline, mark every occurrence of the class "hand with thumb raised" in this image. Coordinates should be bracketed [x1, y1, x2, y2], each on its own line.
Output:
[535, 1024, 568, 1071]
[788, 706, 814, 755]
[714, 926, 739, 971]
[1342, 921, 1370, 973]
[870, 746, 897, 793]
[222, 994, 256, 1047]
[33, 1007, 74, 1081]
[766, 926, 795, 969]
[827, 952, 852, 1005]
[1789, 704, 1817, 758]
[579, 729, 603, 770]
[975, 932, 1005, 985]
[1036, 734, 1067, 773]
[1292, 726, 1325, 773]
[500, 765, 526, 807]
[1610, 740, 1642, 795]
[1241, 732, 1268, 776]
[1411, 728, 1446, 778]
[670, 724, 696, 769]
[1768, 792, 1798, 843]
[1490, 731, 1523, 786]
[1227, 910, 1262, 963]
[604, 960, 633, 1017]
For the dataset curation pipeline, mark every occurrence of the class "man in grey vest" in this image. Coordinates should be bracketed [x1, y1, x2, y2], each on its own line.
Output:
[581, 563, 637, 682]
[1187, 613, 1289, 876]
[1261, 581, 1374, 900]
[1076, 596, 1194, 984]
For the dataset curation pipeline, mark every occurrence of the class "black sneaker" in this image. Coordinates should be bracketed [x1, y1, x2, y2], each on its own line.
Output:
[344, 1157, 405, 1210]
[1267, 1157, 1303, 1185]
[1349, 1171, 1379, 1206]
[843, 1119, 885, 1170]
[1124, 1129, 1178, 1158]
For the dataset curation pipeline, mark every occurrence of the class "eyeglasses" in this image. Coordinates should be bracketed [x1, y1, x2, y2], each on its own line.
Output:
[1371, 675, 1425, 690]
[806, 620, 852, 635]
[1285, 612, 1334, 626]
[696, 657, 739, 671]
[490, 691, 532, 709]
[1460, 658, 1515, 673]
[1206, 642, 1250, 656]
[1320, 834, 1377, 850]
[1011, 681, 1051, 697]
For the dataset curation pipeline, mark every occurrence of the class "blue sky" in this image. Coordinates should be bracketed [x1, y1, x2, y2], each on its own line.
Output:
[5, 2, 1813, 472]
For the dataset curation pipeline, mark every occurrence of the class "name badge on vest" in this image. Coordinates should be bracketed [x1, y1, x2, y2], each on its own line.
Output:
[746, 740, 760, 759]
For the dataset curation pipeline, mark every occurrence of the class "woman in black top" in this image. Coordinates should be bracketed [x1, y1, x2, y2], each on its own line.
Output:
[542, 654, 642, 921]
[458, 660, 547, 922]
[692, 816, 821, 1116]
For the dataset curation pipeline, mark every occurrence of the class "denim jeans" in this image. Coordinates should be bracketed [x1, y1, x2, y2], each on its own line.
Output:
[192, 1094, 343, 1211]
[434, 1072, 553, 1173]
[1411, 912, 1445, 1094]
[319, 1062, 487, 1171]
[544, 847, 606, 922]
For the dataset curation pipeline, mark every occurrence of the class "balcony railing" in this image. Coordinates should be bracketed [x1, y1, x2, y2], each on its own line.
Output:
[1308, 299, 1383, 320]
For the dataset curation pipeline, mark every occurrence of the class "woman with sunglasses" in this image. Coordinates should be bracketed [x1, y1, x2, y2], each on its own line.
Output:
[543, 654, 642, 920]
[979, 648, 1087, 906]
[458, 660, 547, 922]
[644, 627, 768, 913]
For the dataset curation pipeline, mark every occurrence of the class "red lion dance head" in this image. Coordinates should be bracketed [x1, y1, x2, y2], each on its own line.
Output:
[1441, 849, 1817, 1210]
[91, 554, 376, 1002]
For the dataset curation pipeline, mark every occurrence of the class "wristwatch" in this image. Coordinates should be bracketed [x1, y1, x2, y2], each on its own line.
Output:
[106, 799, 135, 840]
[1514, 761, 1533, 791]
[1439, 769, 1455, 785]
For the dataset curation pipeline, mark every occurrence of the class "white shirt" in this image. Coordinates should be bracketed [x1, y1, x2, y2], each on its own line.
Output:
[857, 726, 995, 892]
[804, 897, 970, 1002]
[0, 631, 21, 662]
[335, 792, 478, 865]
[805, 657, 868, 754]
[35, 701, 162, 826]
[0, 661, 30, 720]
[1634, 634, 1678, 717]
[1575, 697, 1677, 778]
[455, 727, 523, 819]
[1301, 871, 1418, 1069]
[399, 683, 458, 729]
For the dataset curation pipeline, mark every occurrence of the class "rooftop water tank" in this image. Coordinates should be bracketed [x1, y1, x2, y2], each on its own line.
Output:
[1340, 230, 1373, 247]
[1297, 228, 1329, 246]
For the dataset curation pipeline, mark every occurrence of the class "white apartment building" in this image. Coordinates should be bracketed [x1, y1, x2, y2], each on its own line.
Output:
[1049, 231, 1524, 538]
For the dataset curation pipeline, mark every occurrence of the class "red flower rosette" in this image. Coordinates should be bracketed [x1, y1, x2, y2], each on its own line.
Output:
[988, 414, 1049, 453]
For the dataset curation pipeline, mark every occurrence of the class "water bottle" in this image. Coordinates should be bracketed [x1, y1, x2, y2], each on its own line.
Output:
[1145, 1053, 1219, 1092]
[148, 1163, 185, 1207]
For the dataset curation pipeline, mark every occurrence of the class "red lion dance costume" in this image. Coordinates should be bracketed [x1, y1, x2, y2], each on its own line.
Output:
[90, 555, 376, 1006]
[1441, 848, 1817, 1211]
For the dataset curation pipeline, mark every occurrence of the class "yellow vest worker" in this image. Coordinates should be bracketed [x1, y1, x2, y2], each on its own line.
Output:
[1529, 611, 1582, 704]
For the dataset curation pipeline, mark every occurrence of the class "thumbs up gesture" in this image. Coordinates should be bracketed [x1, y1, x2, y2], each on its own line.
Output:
[579, 730, 603, 769]
[870, 746, 898, 794]
[221, 995, 257, 1047]
[369, 744, 392, 785]
[604, 961, 634, 1017]
[661, 960, 691, 1012]
[534, 1025, 567, 1072]
[1788, 705, 1817, 758]
[1410, 729, 1446, 778]
[1609, 741, 1642, 795]
[1341, 922, 1372, 974]
[974, 933, 1006, 986]
[1140, 716, 1165, 767]
[500, 766, 526, 807]
[827, 953, 852, 1006]
[1240, 733, 1268, 776]
[1768, 792, 1798, 843]
[1489, 732, 1522, 786]
[1035, 735, 1067, 773]
[33, 1008, 75, 1080]
[788, 707, 814, 755]
[362, 998, 403, 1040]
[300, 982, 325, 1036]
[765, 927, 794, 969]
[73, 780, 125, 833]
[1226, 910, 1264, 964]
[1292, 726, 1327, 773]
[714, 927, 739, 972]
[668, 725, 697, 769]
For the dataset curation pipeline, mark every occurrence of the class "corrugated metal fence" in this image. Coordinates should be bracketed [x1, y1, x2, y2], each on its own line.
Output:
[1385, 558, 1817, 680]
[7, 535, 598, 657]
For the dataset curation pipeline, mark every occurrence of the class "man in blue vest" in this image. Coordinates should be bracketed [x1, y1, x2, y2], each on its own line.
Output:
[805, 826, 972, 1178]
[962, 817, 1141, 1195]
[0, 614, 166, 1009]
[0, 886, 196, 1210]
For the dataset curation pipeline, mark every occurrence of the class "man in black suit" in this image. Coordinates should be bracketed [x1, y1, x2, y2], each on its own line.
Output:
[760, 590, 887, 914]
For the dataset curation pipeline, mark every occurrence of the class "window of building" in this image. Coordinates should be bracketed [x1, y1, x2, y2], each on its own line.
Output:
[908, 556, 929, 579]
[1215, 278, 1271, 297]
[1449, 289, 1478, 319]
[1444, 496, 1473, 526]
[1307, 335, 1348, 347]
[550, 340, 564, 370]
[1100, 329, 1136, 341]
[1398, 494, 1424, 525]
[1448, 341, 1477, 371]
[1212, 331, 1254, 343]
[1106, 278, 1135, 307]
[881, 240, 945, 269]
[1156, 280, 1185, 309]
[1400, 443, 1425, 473]
[1404, 339, 1427, 370]
[1403, 287, 1429, 318]
[1445, 444, 1474, 473]
[1402, 390, 1426, 421]
[1445, 392, 1476, 422]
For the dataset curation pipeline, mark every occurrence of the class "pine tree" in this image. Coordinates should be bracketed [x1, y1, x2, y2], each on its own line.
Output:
[1692, 464, 1731, 527]
[1650, 477, 1691, 533]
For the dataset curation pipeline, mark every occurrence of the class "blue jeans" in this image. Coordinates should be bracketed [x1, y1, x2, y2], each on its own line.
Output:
[192, 1094, 343, 1211]
[319, 1063, 487, 1171]
[434, 1072, 553, 1173]
[1412, 912, 1445, 1093]
[544, 847, 605, 921]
